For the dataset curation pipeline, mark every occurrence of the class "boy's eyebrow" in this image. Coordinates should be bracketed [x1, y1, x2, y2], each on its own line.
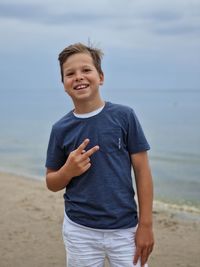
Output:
[62, 67, 74, 73]
[63, 64, 93, 72]
[63, 68, 73, 72]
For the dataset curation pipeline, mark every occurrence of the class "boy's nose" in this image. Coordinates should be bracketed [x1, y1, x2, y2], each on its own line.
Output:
[75, 72, 84, 81]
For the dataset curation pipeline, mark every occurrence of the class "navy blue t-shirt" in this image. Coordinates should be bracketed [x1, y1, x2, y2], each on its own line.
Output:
[45, 102, 150, 229]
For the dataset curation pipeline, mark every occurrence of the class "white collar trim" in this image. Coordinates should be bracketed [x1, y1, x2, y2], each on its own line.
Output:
[73, 104, 105, 118]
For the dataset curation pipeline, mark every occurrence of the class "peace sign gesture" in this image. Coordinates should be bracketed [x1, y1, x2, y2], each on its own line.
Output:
[46, 139, 99, 192]
[65, 139, 99, 177]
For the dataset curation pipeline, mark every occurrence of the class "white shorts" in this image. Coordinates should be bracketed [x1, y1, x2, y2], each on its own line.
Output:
[62, 213, 148, 267]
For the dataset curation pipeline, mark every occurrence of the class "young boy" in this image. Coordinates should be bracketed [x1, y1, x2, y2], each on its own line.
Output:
[45, 43, 154, 267]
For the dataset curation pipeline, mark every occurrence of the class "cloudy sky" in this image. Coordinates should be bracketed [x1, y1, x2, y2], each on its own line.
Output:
[0, 0, 200, 91]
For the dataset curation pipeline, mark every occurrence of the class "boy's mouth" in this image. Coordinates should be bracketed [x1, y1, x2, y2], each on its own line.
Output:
[73, 84, 89, 90]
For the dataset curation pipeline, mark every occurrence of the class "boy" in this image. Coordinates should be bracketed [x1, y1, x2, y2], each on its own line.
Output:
[45, 43, 154, 267]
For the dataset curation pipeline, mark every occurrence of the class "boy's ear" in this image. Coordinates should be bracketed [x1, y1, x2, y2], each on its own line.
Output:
[99, 72, 104, 85]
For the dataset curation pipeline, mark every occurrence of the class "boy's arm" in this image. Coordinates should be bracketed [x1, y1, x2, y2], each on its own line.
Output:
[46, 139, 99, 192]
[131, 151, 154, 266]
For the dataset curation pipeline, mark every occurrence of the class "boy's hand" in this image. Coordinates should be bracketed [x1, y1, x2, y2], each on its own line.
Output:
[63, 139, 99, 178]
[133, 224, 154, 266]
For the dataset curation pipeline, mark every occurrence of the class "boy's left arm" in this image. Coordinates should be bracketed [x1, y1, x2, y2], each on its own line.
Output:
[131, 151, 154, 266]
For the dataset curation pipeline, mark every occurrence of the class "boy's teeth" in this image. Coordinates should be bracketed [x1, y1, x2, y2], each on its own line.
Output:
[75, 84, 88, 90]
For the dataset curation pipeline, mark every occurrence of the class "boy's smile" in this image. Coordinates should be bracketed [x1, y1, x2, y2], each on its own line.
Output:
[73, 83, 89, 90]
[62, 53, 104, 110]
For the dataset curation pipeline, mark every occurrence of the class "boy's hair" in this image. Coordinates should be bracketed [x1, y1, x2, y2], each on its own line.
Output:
[58, 42, 104, 82]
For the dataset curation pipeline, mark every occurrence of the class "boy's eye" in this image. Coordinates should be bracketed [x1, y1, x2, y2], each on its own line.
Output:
[65, 72, 74, 77]
[83, 68, 91, 73]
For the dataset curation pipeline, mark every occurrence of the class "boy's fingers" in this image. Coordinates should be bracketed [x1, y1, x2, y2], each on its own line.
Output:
[133, 247, 141, 265]
[134, 246, 150, 266]
[82, 162, 91, 172]
[75, 139, 99, 158]
[141, 248, 148, 266]
[76, 139, 90, 154]
[82, 158, 91, 166]
[85, 145, 99, 157]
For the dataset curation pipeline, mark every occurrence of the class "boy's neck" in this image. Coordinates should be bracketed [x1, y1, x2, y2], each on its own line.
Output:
[73, 99, 105, 114]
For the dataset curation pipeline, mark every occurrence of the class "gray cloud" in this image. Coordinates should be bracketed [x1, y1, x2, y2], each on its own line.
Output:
[0, 3, 45, 21]
[144, 10, 182, 22]
[44, 13, 111, 25]
[0, 2, 113, 25]
[0, 0, 199, 91]
[154, 24, 200, 35]
[1, 1, 200, 39]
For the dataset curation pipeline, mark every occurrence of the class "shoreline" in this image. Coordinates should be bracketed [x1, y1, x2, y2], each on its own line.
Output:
[1, 168, 200, 217]
[0, 171, 200, 266]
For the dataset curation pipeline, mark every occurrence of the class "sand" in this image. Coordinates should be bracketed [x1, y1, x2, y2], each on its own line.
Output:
[0, 171, 200, 267]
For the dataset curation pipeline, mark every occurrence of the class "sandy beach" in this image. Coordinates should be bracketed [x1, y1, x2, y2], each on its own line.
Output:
[0, 171, 199, 267]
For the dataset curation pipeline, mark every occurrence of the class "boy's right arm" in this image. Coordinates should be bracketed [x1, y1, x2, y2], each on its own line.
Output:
[46, 139, 99, 192]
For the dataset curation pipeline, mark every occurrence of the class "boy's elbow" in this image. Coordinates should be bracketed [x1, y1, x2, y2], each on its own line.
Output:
[45, 168, 67, 192]
[45, 174, 59, 192]
[46, 183, 55, 192]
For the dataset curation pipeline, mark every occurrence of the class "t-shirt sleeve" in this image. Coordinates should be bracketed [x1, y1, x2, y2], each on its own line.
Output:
[127, 109, 150, 154]
[45, 126, 66, 170]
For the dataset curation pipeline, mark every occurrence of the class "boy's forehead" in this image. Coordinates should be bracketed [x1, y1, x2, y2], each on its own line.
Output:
[63, 52, 94, 69]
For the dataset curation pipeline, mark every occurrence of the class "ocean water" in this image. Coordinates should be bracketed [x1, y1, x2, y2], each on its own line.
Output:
[0, 87, 200, 212]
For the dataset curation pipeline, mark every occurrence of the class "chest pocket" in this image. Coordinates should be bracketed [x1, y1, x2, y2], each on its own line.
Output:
[98, 127, 122, 153]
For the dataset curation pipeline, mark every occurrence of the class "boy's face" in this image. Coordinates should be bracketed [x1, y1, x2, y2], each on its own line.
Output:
[62, 53, 104, 104]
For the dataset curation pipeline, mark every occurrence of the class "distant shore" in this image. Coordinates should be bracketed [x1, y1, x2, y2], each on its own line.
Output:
[0, 171, 200, 267]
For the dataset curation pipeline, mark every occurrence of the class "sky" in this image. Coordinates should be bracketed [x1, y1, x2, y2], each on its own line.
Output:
[0, 0, 200, 91]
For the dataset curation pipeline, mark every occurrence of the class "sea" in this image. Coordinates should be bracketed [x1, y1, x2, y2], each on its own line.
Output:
[0, 87, 200, 215]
